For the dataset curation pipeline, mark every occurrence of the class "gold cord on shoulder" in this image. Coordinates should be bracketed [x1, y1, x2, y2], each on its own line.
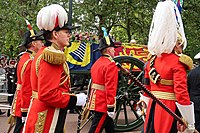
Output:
[36, 55, 43, 77]
[60, 62, 70, 86]
[21, 59, 31, 82]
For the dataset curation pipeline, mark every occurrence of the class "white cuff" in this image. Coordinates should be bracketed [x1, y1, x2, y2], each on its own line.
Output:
[175, 102, 195, 126]
[76, 93, 87, 106]
[22, 117, 26, 123]
[107, 111, 115, 119]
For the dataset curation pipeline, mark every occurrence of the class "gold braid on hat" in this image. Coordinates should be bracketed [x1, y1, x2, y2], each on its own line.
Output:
[177, 31, 184, 46]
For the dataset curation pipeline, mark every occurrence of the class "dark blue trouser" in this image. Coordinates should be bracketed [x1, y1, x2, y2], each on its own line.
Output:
[195, 110, 200, 132]
[89, 111, 114, 133]
[14, 117, 24, 133]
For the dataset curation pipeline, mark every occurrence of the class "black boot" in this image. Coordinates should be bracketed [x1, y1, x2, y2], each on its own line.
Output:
[0, 110, 6, 115]
[7, 109, 10, 117]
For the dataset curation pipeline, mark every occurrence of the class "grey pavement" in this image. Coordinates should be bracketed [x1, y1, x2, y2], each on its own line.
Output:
[0, 91, 142, 133]
[0, 109, 142, 133]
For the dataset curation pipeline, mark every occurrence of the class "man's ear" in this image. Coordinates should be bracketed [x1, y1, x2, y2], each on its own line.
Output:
[176, 42, 184, 49]
[52, 31, 58, 39]
[107, 47, 111, 53]
[31, 42, 35, 47]
[175, 42, 180, 48]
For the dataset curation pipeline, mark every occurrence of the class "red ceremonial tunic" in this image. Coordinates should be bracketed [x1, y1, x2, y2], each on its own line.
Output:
[11, 51, 34, 117]
[88, 55, 119, 113]
[23, 46, 76, 133]
[144, 53, 190, 133]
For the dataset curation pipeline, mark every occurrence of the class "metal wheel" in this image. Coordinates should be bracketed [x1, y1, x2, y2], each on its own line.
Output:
[113, 56, 145, 132]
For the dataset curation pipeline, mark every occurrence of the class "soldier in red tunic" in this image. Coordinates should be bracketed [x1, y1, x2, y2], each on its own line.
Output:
[142, 1, 195, 133]
[11, 29, 44, 133]
[88, 32, 119, 133]
[22, 4, 86, 133]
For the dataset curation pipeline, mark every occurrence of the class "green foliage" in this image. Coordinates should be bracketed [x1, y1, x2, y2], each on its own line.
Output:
[182, 0, 200, 57]
[0, 0, 70, 57]
[0, 0, 42, 57]
[0, 0, 200, 59]
[73, 0, 157, 43]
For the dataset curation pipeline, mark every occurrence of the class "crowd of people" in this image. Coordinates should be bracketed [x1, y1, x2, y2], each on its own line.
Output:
[0, 0, 199, 133]
[0, 56, 16, 116]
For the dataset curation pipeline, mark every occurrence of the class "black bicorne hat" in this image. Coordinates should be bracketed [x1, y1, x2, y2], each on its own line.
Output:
[19, 30, 44, 48]
[54, 23, 80, 31]
[93, 36, 120, 52]
[34, 24, 80, 40]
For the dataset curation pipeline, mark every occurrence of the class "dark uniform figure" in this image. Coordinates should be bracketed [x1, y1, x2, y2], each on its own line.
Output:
[187, 52, 200, 132]
[0, 62, 6, 116]
[5, 60, 16, 116]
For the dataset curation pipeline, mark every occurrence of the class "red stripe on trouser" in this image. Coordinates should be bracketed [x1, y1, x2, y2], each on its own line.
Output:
[95, 113, 107, 133]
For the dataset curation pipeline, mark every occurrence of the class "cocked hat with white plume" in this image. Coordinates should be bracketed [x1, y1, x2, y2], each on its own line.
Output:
[148, 0, 187, 56]
[37, 4, 79, 32]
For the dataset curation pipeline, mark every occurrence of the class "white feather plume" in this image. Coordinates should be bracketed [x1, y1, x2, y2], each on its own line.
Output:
[37, 4, 68, 31]
[148, 0, 186, 56]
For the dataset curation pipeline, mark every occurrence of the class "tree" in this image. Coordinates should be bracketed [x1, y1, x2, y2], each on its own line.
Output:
[73, 0, 157, 43]
[0, 0, 70, 57]
[0, 0, 199, 59]
[182, 0, 200, 57]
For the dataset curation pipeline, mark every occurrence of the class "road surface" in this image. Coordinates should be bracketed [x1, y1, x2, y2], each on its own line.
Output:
[0, 109, 142, 133]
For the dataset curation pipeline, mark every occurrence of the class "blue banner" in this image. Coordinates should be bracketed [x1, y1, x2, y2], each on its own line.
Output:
[65, 42, 101, 70]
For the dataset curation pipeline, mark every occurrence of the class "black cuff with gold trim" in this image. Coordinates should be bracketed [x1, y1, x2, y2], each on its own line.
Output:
[107, 107, 114, 112]
[21, 112, 27, 117]
[66, 95, 77, 110]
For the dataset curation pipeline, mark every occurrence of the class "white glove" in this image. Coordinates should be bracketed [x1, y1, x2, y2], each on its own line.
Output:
[107, 111, 115, 119]
[136, 93, 150, 116]
[176, 102, 195, 132]
[22, 116, 26, 123]
[139, 93, 150, 108]
[76, 93, 87, 106]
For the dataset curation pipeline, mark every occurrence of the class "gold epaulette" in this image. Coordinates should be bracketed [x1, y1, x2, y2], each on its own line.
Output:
[179, 54, 193, 70]
[42, 45, 66, 65]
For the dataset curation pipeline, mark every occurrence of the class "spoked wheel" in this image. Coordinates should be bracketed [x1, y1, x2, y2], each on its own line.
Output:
[113, 56, 145, 132]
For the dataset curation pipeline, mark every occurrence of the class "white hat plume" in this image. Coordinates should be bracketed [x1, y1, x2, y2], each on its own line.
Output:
[37, 4, 68, 31]
[148, 0, 187, 56]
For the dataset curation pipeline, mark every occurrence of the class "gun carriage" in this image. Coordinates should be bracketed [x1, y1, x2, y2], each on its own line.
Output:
[66, 41, 148, 132]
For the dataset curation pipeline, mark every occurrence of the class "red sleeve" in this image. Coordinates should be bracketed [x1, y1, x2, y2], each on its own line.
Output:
[21, 60, 32, 112]
[173, 63, 190, 105]
[105, 62, 118, 107]
[37, 60, 71, 108]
